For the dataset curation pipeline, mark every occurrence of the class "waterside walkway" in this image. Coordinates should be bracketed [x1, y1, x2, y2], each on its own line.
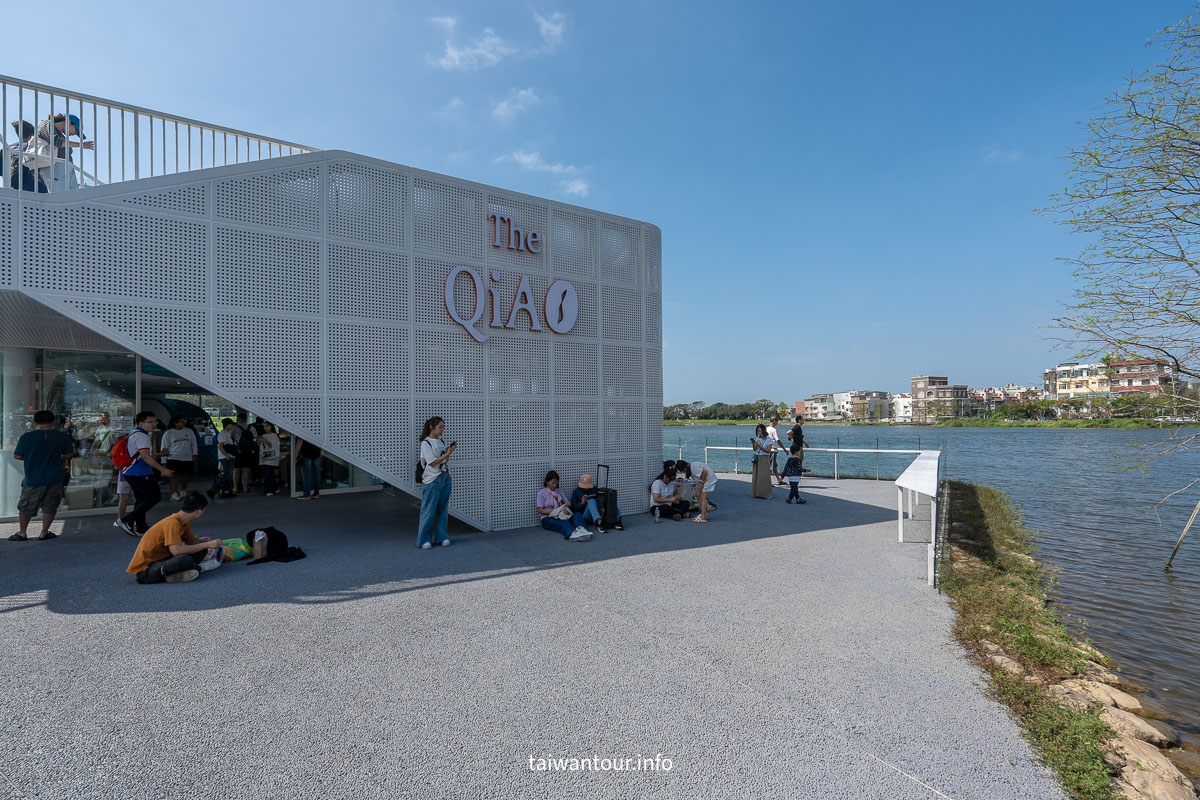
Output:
[0, 475, 1062, 799]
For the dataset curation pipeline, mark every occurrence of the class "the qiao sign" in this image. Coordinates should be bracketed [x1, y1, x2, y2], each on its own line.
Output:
[443, 215, 579, 343]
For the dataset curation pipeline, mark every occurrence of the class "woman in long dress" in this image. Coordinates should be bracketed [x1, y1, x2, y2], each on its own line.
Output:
[750, 423, 775, 499]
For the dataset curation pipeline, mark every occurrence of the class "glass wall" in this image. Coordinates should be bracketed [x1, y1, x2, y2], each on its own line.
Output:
[2, 347, 381, 518]
[2, 347, 137, 517]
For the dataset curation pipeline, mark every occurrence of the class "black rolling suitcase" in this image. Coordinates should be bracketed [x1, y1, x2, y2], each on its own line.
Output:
[596, 464, 620, 526]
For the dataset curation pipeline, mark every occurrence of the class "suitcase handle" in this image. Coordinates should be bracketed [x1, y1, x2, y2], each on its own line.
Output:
[596, 463, 610, 490]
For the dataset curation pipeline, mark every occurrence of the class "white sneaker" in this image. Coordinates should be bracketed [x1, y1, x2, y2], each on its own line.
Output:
[421, 542, 432, 550]
[568, 528, 592, 542]
[440, 539, 451, 547]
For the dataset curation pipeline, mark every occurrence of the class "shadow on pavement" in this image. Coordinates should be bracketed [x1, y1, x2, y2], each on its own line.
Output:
[0, 476, 897, 616]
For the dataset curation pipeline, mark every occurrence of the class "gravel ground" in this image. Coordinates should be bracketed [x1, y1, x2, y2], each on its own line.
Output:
[0, 477, 1063, 800]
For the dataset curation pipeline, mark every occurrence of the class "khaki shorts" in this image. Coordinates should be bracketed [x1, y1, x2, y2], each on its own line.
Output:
[18, 483, 65, 516]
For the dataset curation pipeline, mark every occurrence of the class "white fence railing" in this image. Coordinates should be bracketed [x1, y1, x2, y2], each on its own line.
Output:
[704, 445, 946, 586]
[702, 445, 926, 480]
[1, 74, 314, 193]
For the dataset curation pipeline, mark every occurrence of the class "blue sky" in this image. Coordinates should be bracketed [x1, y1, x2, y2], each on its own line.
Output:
[7, 1, 1193, 403]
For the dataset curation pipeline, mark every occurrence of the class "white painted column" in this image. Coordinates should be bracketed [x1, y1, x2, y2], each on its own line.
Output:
[897, 485, 904, 542]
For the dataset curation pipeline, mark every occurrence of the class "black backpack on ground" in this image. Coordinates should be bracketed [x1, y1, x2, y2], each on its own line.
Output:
[596, 464, 620, 526]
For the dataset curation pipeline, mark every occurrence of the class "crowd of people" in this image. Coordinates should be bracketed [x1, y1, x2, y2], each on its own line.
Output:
[9, 409, 813, 572]
[6, 113, 92, 193]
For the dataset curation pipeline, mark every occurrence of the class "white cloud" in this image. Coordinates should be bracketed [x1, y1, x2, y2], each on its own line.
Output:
[561, 178, 589, 197]
[428, 12, 565, 70]
[443, 96, 464, 112]
[534, 12, 565, 51]
[497, 151, 590, 197]
[499, 150, 578, 175]
[981, 147, 1023, 165]
[431, 25, 515, 70]
[492, 88, 540, 121]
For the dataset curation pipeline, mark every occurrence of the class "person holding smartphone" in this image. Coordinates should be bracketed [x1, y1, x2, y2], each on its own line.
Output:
[417, 416, 456, 549]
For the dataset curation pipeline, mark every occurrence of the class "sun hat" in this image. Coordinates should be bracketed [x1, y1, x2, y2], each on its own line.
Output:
[577, 474, 594, 489]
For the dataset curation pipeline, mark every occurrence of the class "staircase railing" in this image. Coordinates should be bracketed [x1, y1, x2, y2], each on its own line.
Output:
[1, 74, 315, 192]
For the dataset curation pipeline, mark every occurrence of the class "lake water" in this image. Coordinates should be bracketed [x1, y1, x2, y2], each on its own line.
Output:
[662, 423, 1200, 735]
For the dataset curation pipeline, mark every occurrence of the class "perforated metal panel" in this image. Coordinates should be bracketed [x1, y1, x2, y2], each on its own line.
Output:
[552, 208, 597, 279]
[488, 335, 550, 396]
[328, 161, 407, 248]
[215, 313, 320, 391]
[602, 344, 644, 399]
[215, 167, 320, 232]
[643, 224, 661, 291]
[600, 220, 640, 286]
[22, 206, 206, 302]
[645, 292, 662, 345]
[489, 399, 551, 461]
[216, 227, 320, 314]
[645, 346, 663, 399]
[413, 328, 484, 394]
[603, 401, 644, 455]
[10, 150, 662, 531]
[329, 323, 409, 393]
[328, 397, 411, 487]
[601, 287, 643, 343]
[412, 175, 484, 261]
[112, 185, 208, 216]
[328, 244, 407, 322]
[63, 299, 206, 374]
[554, 401, 601, 459]
[0, 198, 12, 287]
[486, 193, 548, 273]
[488, 460, 552, 531]
[242, 396, 323, 440]
[554, 340, 599, 397]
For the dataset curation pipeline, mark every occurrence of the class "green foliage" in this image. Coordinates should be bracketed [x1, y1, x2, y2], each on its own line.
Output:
[1042, 14, 1200, 382]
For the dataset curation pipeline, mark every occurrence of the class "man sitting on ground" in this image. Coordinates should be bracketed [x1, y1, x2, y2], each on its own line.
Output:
[126, 492, 220, 584]
[570, 474, 624, 533]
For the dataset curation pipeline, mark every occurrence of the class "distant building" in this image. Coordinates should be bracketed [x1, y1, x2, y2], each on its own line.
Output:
[1107, 359, 1176, 394]
[847, 390, 890, 421]
[891, 393, 912, 422]
[793, 400, 806, 420]
[1042, 362, 1109, 400]
[804, 393, 836, 421]
[970, 384, 1042, 413]
[911, 376, 969, 423]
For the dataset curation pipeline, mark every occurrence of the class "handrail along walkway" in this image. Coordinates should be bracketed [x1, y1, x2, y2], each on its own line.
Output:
[704, 445, 945, 587]
[1, 74, 315, 192]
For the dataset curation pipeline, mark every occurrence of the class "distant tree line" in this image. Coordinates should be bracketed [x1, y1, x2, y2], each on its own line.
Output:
[664, 400, 792, 421]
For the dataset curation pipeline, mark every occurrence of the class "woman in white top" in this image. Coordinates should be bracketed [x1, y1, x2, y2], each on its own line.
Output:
[650, 465, 691, 521]
[750, 423, 775, 499]
[417, 416, 457, 549]
[256, 422, 282, 496]
[160, 416, 199, 500]
[676, 460, 717, 523]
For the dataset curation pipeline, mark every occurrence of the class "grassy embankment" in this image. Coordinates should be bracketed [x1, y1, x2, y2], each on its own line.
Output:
[943, 481, 1118, 800]
[938, 418, 1173, 429]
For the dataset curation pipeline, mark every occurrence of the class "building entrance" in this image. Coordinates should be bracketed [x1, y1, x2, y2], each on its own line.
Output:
[1, 349, 380, 521]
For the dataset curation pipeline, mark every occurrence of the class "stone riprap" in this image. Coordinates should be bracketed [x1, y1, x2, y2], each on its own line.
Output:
[0, 476, 1063, 799]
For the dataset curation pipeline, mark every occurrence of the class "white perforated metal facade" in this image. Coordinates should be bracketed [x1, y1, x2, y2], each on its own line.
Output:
[3, 150, 663, 530]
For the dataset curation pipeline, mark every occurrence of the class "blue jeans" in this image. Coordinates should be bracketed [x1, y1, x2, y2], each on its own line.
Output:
[418, 472, 452, 547]
[582, 498, 621, 524]
[787, 481, 800, 501]
[211, 458, 234, 494]
[300, 458, 321, 497]
[541, 512, 586, 538]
